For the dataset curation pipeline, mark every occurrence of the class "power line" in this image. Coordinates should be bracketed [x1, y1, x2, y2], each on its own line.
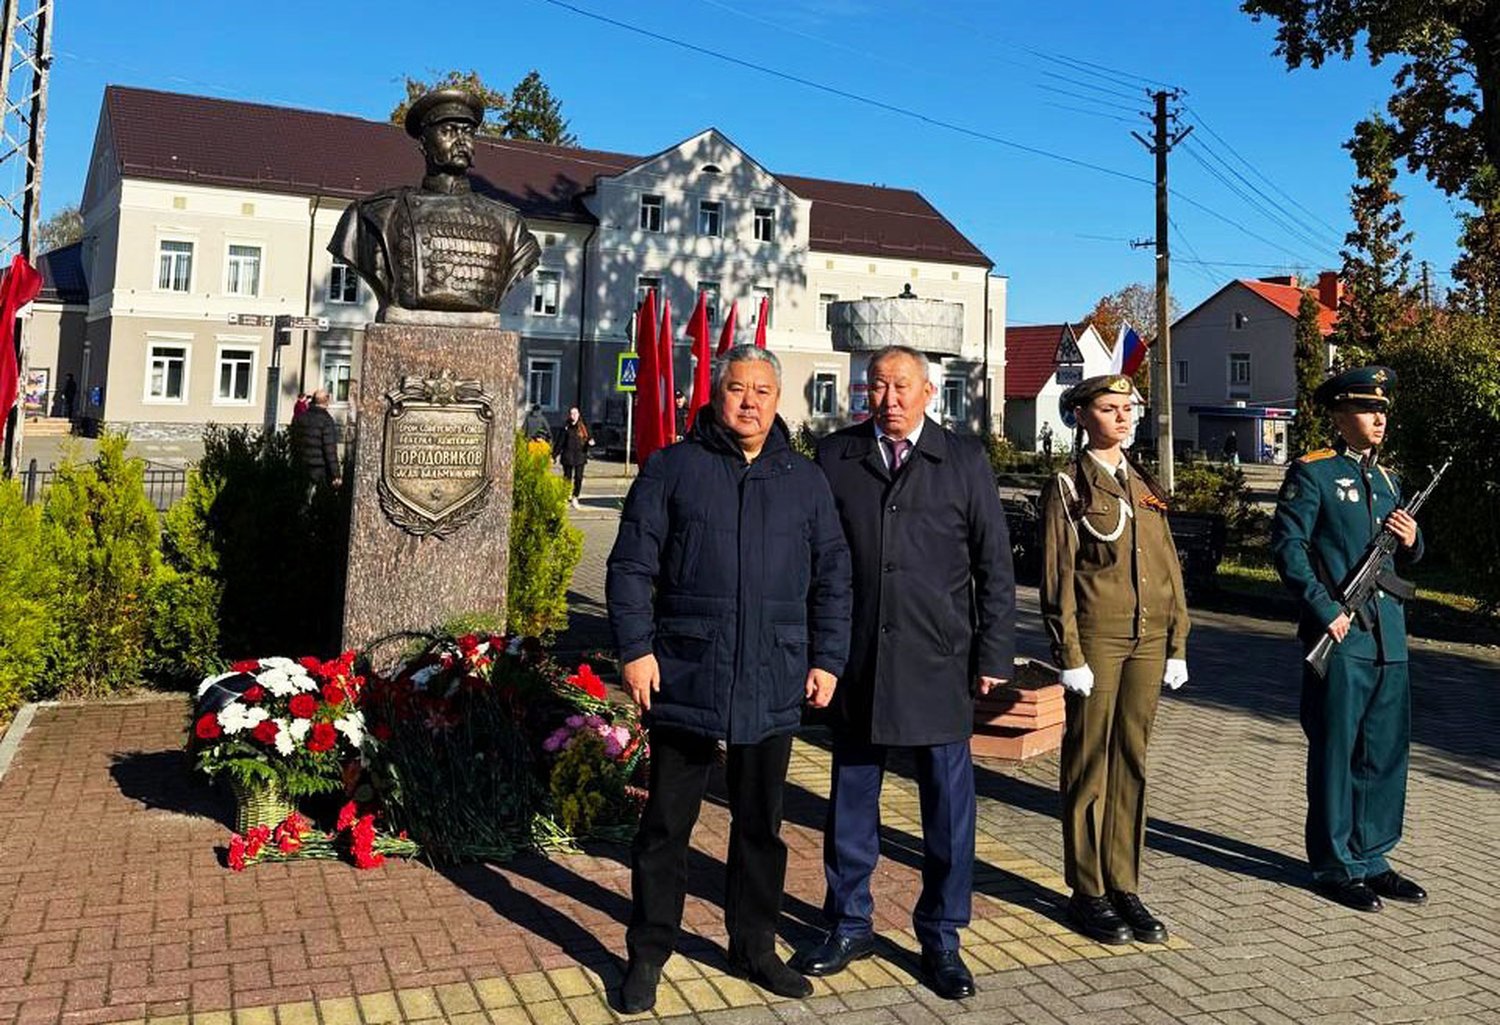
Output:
[1035, 83, 1142, 115]
[1179, 137, 1338, 261]
[1043, 102, 1136, 125]
[1182, 132, 1345, 252]
[1026, 48, 1181, 91]
[1183, 102, 1347, 239]
[1037, 69, 1144, 104]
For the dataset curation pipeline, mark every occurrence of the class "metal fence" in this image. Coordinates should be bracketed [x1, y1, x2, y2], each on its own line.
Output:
[19, 458, 188, 512]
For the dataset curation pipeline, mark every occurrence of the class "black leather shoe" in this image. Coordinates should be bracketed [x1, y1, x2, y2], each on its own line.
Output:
[728, 950, 813, 999]
[1109, 891, 1169, 944]
[1315, 879, 1384, 913]
[1366, 870, 1427, 905]
[794, 932, 875, 976]
[920, 948, 975, 1000]
[618, 960, 661, 1014]
[1068, 893, 1134, 944]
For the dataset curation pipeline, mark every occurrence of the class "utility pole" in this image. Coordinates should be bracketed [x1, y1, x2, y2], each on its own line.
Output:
[0, 0, 53, 477]
[1132, 90, 1190, 493]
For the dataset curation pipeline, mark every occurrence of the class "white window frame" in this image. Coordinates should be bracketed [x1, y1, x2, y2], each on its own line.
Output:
[1174, 360, 1189, 387]
[224, 242, 263, 298]
[635, 275, 662, 312]
[811, 370, 839, 418]
[144, 337, 192, 404]
[1232, 311, 1249, 331]
[213, 341, 258, 406]
[751, 286, 774, 329]
[1229, 352, 1251, 393]
[941, 377, 967, 422]
[697, 280, 720, 326]
[156, 239, 195, 293]
[818, 292, 839, 329]
[329, 261, 359, 304]
[640, 193, 664, 233]
[697, 199, 722, 237]
[753, 206, 775, 243]
[320, 347, 353, 405]
[527, 355, 562, 412]
[532, 269, 561, 317]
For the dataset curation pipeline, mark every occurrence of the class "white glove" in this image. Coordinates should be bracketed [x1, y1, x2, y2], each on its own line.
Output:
[1059, 664, 1094, 697]
[1162, 658, 1189, 690]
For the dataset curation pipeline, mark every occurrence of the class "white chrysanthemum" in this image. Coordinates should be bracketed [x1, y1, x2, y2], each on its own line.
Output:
[242, 706, 269, 726]
[272, 719, 294, 756]
[258, 668, 298, 697]
[216, 705, 249, 734]
[295, 672, 321, 693]
[288, 719, 312, 742]
[261, 656, 296, 671]
[196, 670, 240, 698]
[334, 713, 365, 748]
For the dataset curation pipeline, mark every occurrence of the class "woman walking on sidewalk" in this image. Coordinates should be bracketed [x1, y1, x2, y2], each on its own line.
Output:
[1040, 374, 1190, 946]
[554, 406, 592, 509]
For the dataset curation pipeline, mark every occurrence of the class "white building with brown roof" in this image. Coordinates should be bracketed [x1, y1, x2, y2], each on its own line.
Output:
[64, 85, 1006, 437]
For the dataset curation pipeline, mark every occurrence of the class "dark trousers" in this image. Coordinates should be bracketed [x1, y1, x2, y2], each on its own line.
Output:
[1059, 633, 1165, 896]
[1301, 656, 1410, 884]
[822, 735, 975, 951]
[627, 727, 795, 967]
[563, 462, 585, 497]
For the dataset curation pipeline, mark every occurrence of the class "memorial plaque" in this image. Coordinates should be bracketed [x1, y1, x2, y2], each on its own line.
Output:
[378, 371, 494, 538]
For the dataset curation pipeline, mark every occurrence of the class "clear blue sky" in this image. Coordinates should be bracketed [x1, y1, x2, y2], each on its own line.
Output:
[38, 0, 1464, 324]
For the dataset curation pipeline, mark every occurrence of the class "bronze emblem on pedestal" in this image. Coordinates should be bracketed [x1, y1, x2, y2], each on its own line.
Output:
[378, 370, 495, 538]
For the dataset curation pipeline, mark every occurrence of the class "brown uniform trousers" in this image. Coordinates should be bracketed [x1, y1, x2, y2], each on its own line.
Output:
[1041, 454, 1189, 897]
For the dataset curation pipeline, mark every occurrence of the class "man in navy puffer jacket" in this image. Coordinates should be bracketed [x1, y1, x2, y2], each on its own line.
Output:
[607, 345, 852, 1013]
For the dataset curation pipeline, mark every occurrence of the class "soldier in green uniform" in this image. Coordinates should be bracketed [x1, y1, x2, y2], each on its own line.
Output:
[1271, 365, 1427, 912]
[1041, 374, 1190, 945]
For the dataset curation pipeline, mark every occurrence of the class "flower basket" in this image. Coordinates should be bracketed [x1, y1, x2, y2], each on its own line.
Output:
[228, 775, 295, 833]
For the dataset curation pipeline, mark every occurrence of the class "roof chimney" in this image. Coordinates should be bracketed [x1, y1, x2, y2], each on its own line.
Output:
[1317, 270, 1342, 311]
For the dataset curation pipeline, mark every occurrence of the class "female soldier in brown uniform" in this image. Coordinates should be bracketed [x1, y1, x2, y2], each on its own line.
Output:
[1040, 374, 1190, 945]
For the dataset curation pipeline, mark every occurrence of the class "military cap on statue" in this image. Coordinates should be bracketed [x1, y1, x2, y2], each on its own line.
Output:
[1313, 365, 1395, 411]
[403, 88, 485, 137]
[1059, 373, 1134, 428]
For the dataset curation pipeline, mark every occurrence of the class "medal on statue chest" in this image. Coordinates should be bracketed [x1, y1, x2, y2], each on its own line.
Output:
[399, 194, 509, 311]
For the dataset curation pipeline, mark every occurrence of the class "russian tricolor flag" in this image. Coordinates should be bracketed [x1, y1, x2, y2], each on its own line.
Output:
[1111, 322, 1148, 377]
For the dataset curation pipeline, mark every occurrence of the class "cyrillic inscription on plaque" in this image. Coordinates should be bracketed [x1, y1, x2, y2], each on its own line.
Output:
[378, 370, 495, 538]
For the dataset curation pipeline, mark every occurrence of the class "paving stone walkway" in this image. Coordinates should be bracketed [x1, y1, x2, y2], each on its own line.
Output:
[0, 510, 1494, 1025]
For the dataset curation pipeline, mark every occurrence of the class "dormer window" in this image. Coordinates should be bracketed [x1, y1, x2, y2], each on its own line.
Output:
[701, 164, 722, 174]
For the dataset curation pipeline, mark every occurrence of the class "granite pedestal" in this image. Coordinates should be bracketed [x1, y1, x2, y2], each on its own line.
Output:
[342, 323, 519, 654]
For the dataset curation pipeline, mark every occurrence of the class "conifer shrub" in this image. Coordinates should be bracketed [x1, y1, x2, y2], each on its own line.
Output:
[0, 479, 54, 716]
[151, 467, 225, 685]
[507, 435, 582, 639]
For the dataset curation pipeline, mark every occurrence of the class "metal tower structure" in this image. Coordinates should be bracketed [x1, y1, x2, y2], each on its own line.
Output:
[0, 0, 53, 475]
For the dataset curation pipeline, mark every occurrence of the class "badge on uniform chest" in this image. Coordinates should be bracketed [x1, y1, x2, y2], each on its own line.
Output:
[1334, 478, 1361, 503]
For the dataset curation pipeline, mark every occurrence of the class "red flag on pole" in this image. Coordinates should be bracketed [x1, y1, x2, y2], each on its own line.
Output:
[657, 296, 676, 443]
[633, 290, 661, 468]
[753, 294, 769, 349]
[0, 255, 43, 451]
[716, 300, 738, 356]
[686, 291, 711, 430]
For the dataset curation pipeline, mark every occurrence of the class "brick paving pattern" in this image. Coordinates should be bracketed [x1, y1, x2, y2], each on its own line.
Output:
[0, 507, 1494, 1025]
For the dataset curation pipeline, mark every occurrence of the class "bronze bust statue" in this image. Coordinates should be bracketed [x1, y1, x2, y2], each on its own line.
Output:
[329, 88, 541, 324]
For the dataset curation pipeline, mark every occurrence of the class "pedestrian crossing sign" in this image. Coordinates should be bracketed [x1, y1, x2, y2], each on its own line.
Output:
[616, 353, 639, 393]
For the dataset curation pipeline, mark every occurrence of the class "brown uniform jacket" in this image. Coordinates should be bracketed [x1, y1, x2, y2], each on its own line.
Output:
[1040, 454, 1189, 670]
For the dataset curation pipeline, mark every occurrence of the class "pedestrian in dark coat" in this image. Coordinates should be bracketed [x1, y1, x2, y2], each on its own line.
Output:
[607, 345, 852, 1013]
[295, 389, 341, 486]
[552, 406, 591, 508]
[796, 345, 1014, 1002]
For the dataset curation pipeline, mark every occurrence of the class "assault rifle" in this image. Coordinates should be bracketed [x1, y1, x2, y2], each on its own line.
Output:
[1305, 457, 1452, 678]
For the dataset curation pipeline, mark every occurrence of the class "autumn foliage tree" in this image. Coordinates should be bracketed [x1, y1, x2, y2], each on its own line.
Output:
[1292, 290, 1332, 457]
[1082, 282, 1179, 399]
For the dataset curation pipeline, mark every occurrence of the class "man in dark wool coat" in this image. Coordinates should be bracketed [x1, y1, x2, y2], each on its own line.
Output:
[796, 344, 1015, 1001]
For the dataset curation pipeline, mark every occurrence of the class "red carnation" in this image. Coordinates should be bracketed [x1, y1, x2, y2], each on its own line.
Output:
[251, 720, 279, 746]
[336, 801, 358, 832]
[457, 633, 480, 654]
[245, 825, 271, 858]
[306, 721, 337, 753]
[288, 694, 319, 719]
[568, 664, 608, 700]
[371, 722, 393, 742]
[231, 659, 260, 673]
[321, 682, 348, 707]
[227, 834, 248, 871]
[195, 713, 221, 740]
[297, 656, 322, 673]
[241, 684, 265, 703]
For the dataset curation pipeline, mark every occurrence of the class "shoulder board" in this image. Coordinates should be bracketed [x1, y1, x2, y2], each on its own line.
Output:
[1297, 448, 1336, 464]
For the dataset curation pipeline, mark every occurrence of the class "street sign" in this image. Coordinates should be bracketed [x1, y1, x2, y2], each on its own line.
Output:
[278, 315, 330, 331]
[1056, 365, 1083, 385]
[616, 352, 639, 393]
[227, 313, 276, 327]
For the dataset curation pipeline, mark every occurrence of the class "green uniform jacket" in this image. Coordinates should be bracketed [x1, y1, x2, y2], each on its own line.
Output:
[1270, 444, 1424, 662]
[1040, 456, 1190, 671]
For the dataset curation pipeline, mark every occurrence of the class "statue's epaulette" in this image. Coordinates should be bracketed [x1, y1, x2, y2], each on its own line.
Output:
[1297, 448, 1337, 464]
